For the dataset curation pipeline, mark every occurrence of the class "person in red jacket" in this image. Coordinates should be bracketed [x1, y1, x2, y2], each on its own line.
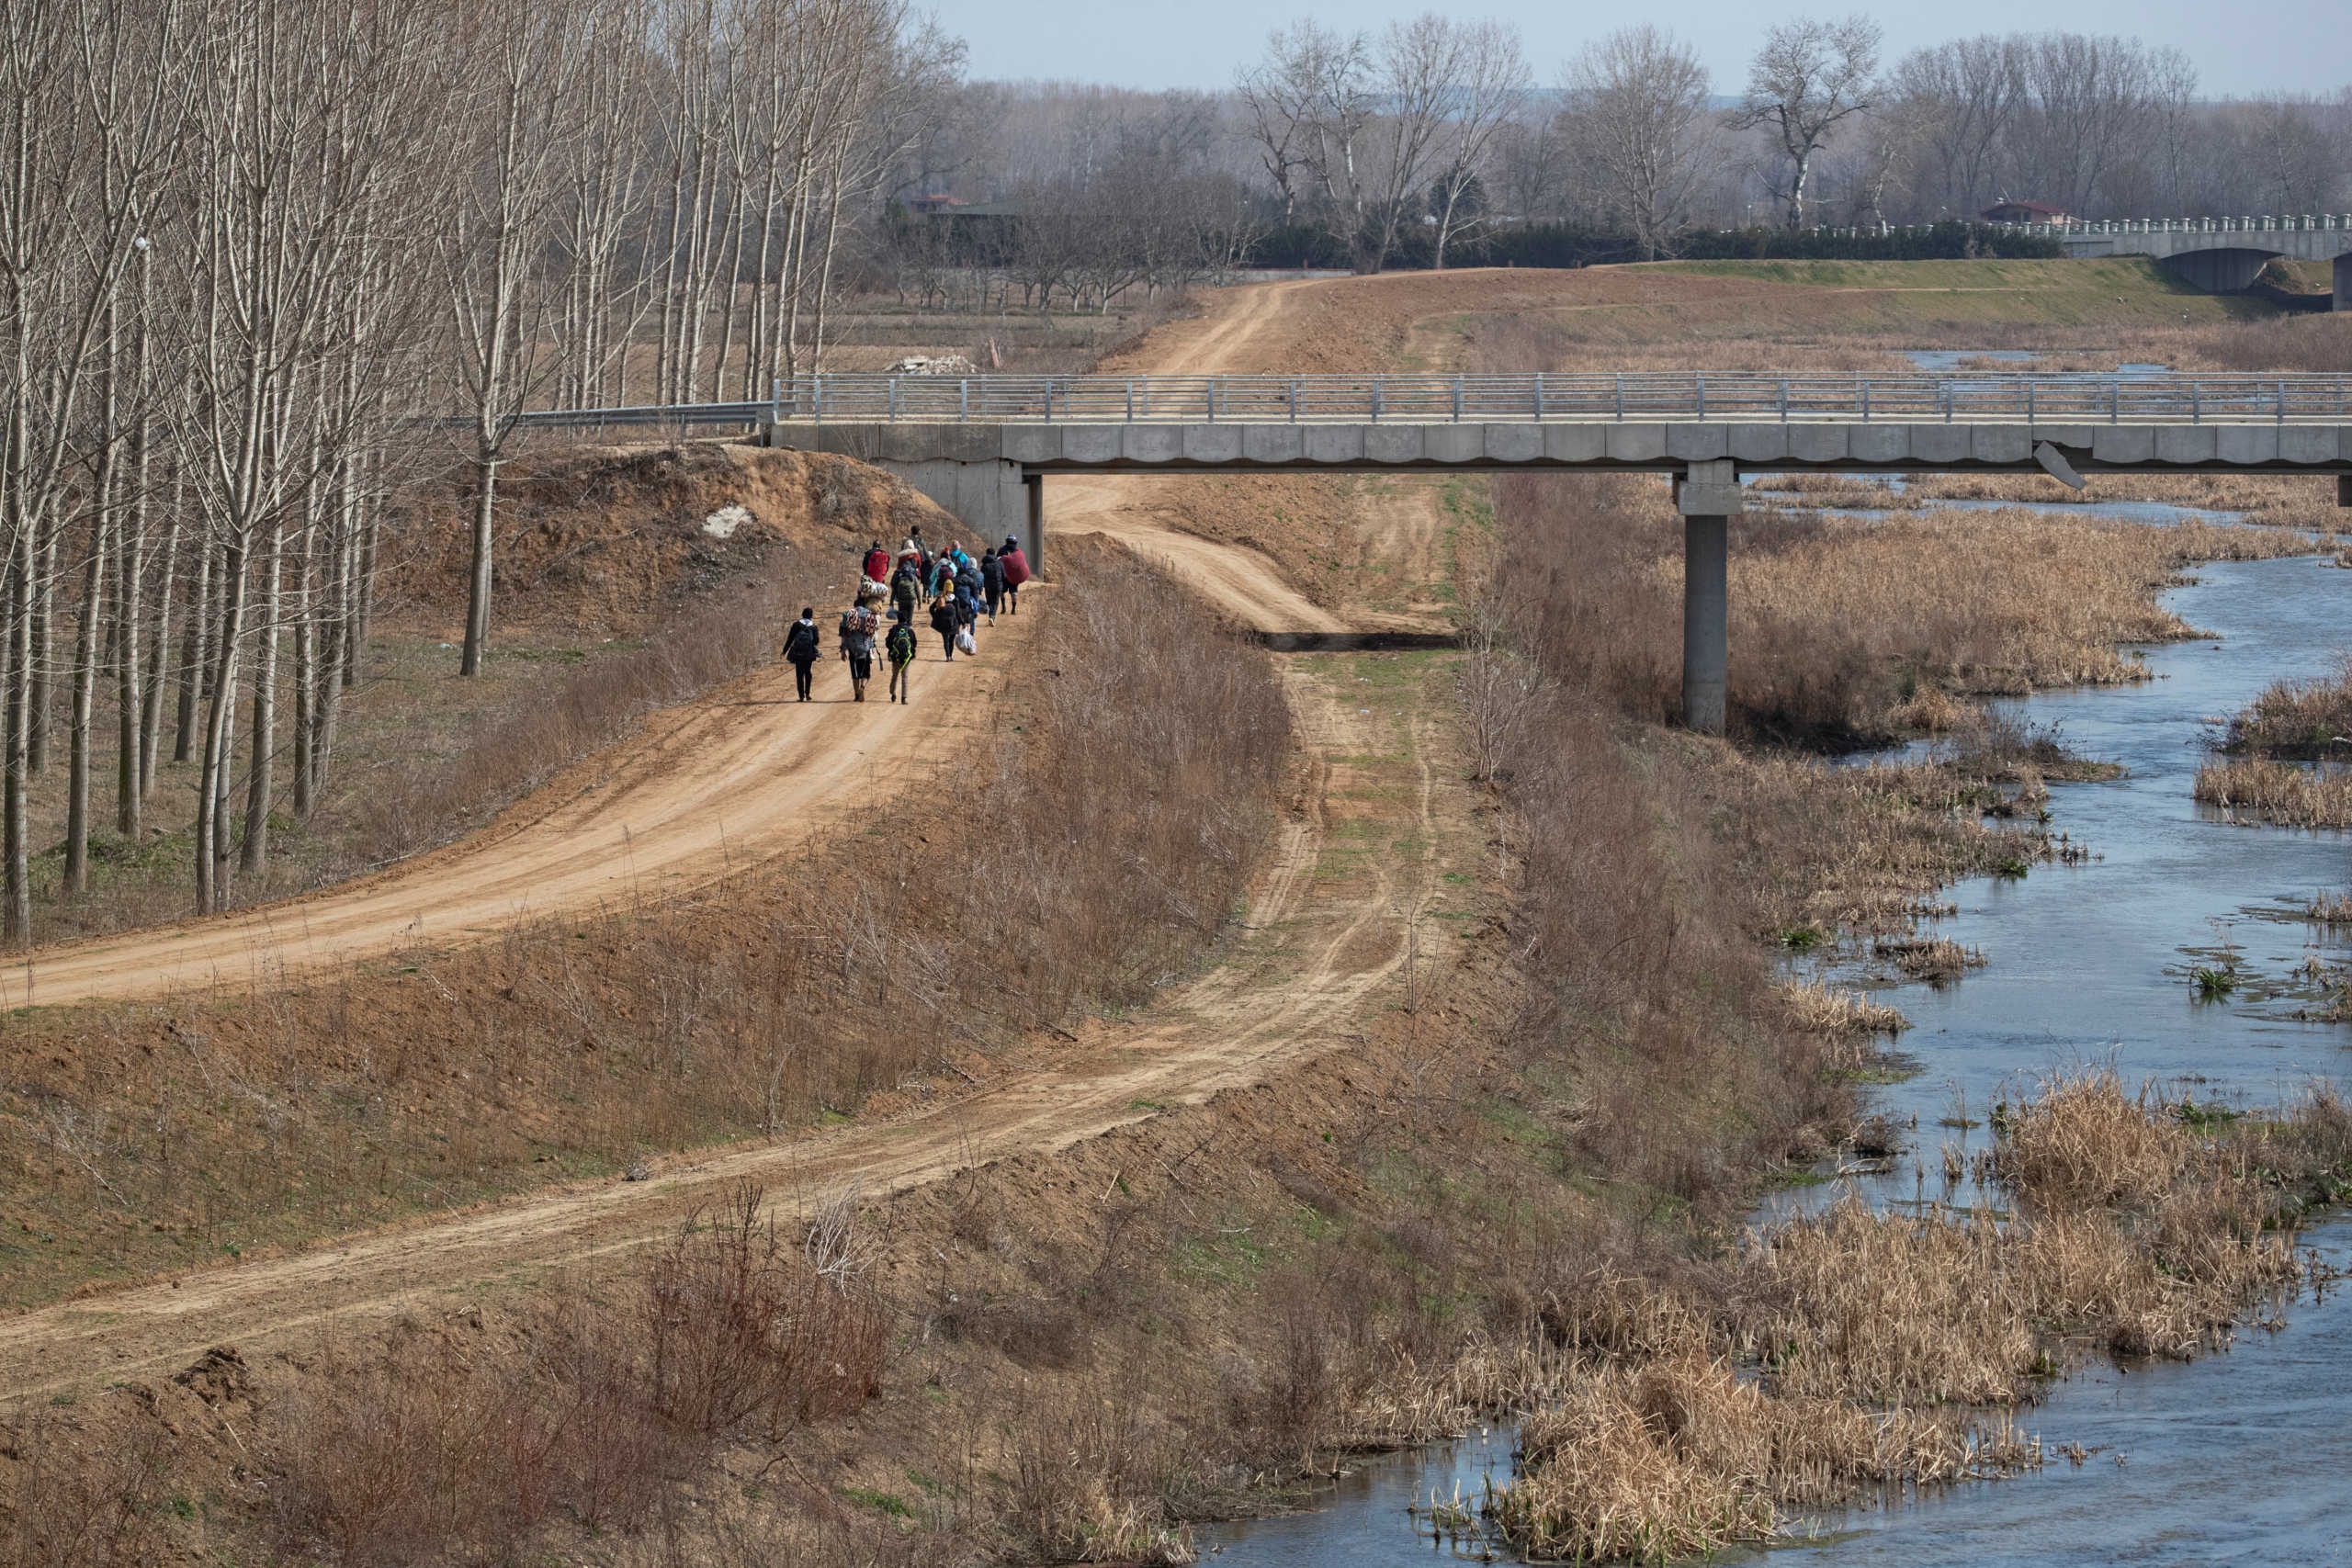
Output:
[997, 536, 1031, 615]
[861, 540, 889, 585]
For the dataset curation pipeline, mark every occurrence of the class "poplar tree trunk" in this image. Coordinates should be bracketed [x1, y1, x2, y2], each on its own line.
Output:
[63, 511, 106, 895]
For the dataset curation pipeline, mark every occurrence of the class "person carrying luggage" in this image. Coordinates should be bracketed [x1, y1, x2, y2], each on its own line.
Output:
[861, 539, 889, 587]
[998, 538, 1031, 614]
[837, 600, 877, 702]
[782, 606, 821, 701]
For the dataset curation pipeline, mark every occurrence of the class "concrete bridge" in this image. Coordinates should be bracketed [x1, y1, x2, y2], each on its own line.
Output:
[525, 371, 2352, 735]
[1996, 213, 2352, 306]
[749, 373, 2352, 735]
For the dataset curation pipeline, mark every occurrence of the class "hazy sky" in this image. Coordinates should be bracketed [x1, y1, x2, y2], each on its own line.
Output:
[925, 0, 2348, 99]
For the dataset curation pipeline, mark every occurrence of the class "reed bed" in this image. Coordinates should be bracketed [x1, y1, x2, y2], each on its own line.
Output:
[1778, 979, 1908, 1040]
[2193, 756, 2352, 828]
[1485, 1068, 2335, 1562]
[2215, 659, 2352, 759]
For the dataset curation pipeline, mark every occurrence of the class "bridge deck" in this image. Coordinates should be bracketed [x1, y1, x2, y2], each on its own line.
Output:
[519, 372, 2352, 434]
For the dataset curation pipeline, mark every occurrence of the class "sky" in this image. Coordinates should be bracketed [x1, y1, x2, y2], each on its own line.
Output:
[923, 0, 2349, 99]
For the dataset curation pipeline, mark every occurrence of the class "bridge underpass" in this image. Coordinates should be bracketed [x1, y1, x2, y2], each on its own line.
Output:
[1991, 213, 2352, 307]
[736, 371, 2352, 735]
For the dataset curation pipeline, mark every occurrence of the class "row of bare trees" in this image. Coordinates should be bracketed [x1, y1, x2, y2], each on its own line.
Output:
[0, 0, 954, 934]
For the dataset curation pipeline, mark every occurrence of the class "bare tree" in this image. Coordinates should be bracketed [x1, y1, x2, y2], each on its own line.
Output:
[441, 0, 585, 679]
[1892, 35, 2025, 220]
[1427, 20, 1529, 269]
[0, 0, 188, 934]
[1737, 15, 1882, 229]
[1564, 26, 1712, 259]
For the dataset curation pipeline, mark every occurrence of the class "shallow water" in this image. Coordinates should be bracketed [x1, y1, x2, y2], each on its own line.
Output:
[1203, 552, 2352, 1566]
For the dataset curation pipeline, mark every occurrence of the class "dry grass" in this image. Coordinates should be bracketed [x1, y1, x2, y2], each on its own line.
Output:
[0, 550, 1290, 1306]
[1489, 472, 2306, 748]
[2193, 756, 2352, 828]
[1778, 979, 1907, 1039]
[1872, 936, 1988, 983]
[1491, 1340, 2037, 1562]
[2216, 658, 2352, 760]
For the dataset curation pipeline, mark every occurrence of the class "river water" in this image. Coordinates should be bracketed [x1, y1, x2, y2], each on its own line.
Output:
[1204, 551, 2352, 1566]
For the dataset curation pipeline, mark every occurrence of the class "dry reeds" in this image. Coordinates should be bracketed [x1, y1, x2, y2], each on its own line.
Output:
[1490, 1337, 2038, 1562]
[1778, 978, 1908, 1039]
[2194, 756, 2352, 828]
[2217, 659, 2352, 760]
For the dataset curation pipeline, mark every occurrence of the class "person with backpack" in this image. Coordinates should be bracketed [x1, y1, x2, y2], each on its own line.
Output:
[861, 539, 889, 587]
[889, 557, 919, 627]
[979, 548, 1005, 623]
[782, 606, 821, 702]
[837, 599, 878, 702]
[885, 611, 919, 703]
[953, 576, 979, 655]
[928, 589, 961, 660]
[928, 550, 956, 604]
[955, 549, 981, 604]
[998, 537, 1031, 615]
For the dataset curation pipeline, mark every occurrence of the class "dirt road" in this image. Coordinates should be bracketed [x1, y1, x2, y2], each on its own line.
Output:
[0, 276, 1469, 1399]
[3, 628, 1037, 1008]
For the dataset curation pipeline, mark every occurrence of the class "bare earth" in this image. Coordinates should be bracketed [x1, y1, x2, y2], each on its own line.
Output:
[0, 275, 1468, 1399]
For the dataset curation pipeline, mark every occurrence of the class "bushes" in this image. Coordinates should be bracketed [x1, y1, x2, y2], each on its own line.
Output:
[270, 1184, 881, 1565]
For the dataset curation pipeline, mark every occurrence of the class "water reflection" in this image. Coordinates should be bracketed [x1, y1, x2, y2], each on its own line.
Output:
[1206, 553, 2352, 1566]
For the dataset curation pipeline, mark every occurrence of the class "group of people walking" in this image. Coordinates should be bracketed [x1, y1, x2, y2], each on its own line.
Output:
[781, 526, 1032, 705]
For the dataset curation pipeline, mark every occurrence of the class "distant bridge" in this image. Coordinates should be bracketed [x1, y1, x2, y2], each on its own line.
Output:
[1997, 213, 2351, 306]
[517, 373, 2352, 735]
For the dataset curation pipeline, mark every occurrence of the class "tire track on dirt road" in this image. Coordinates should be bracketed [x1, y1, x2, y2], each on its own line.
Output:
[0, 276, 1471, 1399]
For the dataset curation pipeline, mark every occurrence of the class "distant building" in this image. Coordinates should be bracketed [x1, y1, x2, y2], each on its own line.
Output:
[1981, 199, 2073, 225]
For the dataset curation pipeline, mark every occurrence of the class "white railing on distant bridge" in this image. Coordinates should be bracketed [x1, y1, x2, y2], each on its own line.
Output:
[508, 373, 2352, 430]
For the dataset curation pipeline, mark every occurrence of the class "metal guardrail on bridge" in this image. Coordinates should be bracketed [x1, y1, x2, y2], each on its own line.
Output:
[512, 373, 2352, 431]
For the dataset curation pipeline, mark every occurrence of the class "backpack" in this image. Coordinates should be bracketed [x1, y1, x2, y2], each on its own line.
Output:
[783, 621, 818, 661]
[886, 623, 917, 664]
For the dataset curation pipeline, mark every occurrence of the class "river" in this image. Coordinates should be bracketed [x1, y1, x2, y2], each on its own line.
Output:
[1203, 552, 2352, 1565]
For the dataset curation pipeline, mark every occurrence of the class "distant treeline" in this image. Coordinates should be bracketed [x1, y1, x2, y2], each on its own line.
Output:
[1243, 220, 2066, 272]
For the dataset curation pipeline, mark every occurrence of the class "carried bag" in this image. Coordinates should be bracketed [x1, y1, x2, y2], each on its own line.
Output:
[955, 627, 976, 655]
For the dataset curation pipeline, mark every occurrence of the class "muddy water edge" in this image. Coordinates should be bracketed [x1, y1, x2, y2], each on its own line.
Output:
[1203, 551, 2352, 1564]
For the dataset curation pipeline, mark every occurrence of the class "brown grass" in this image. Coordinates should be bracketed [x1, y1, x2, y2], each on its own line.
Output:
[2193, 756, 2352, 828]
[0, 549, 1290, 1307]
[1490, 472, 2307, 747]
[2216, 657, 2352, 760]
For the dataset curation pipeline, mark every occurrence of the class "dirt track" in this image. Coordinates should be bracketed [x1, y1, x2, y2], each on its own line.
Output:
[0, 275, 1467, 1399]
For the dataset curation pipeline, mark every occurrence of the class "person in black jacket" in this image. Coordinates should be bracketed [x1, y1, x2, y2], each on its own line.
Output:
[782, 607, 821, 701]
[929, 592, 961, 660]
[979, 548, 1004, 623]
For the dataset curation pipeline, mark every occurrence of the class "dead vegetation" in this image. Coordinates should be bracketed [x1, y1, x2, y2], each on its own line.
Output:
[2193, 756, 2352, 828]
[0, 549, 1288, 1307]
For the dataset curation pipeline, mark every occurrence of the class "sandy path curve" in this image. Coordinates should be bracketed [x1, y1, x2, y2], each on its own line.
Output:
[5, 627, 1036, 1008]
[0, 275, 1463, 1399]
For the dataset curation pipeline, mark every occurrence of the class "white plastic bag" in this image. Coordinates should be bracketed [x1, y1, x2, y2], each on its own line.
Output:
[955, 627, 976, 655]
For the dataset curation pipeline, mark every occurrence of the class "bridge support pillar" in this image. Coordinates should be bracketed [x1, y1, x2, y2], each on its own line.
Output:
[858, 457, 1035, 568]
[1675, 460, 1740, 737]
[2336, 254, 2350, 312]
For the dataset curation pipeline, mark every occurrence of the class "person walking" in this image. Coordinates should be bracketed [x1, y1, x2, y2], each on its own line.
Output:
[890, 556, 919, 627]
[979, 547, 1004, 623]
[885, 612, 918, 704]
[782, 606, 821, 702]
[998, 537, 1031, 615]
[929, 589, 961, 660]
[861, 539, 889, 587]
[928, 549, 956, 604]
[955, 548, 981, 603]
[837, 599, 877, 702]
[953, 575, 979, 654]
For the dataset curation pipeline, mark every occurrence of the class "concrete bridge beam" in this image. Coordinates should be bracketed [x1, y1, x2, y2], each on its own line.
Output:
[2158, 248, 2275, 294]
[1675, 459, 1740, 737]
[2338, 254, 2351, 312]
